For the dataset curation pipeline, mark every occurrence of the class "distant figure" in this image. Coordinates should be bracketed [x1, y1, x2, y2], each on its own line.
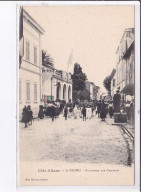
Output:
[38, 105, 44, 119]
[97, 100, 101, 118]
[82, 106, 86, 121]
[79, 107, 82, 118]
[22, 106, 28, 128]
[113, 90, 121, 113]
[68, 107, 71, 118]
[27, 105, 33, 125]
[108, 101, 114, 118]
[87, 106, 92, 119]
[64, 106, 68, 120]
[100, 100, 107, 121]
[50, 104, 56, 121]
[91, 106, 95, 117]
[73, 105, 78, 119]
[77, 106, 81, 118]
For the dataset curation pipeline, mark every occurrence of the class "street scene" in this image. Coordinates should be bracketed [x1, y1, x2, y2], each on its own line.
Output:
[20, 113, 134, 166]
[19, 5, 135, 185]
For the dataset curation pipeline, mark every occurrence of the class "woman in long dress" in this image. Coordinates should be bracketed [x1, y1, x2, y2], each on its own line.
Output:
[87, 106, 92, 119]
[73, 105, 78, 119]
[68, 107, 71, 118]
[100, 100, 107, 121]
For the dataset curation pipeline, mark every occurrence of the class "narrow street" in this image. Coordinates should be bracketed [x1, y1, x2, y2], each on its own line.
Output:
[19, 114, 134, 166]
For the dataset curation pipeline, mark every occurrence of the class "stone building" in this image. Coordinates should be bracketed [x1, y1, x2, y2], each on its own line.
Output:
[110, 70, 117, 97]
[93, 85, 101, 100]
[115, 28, 134, 101]
[19, 9, 45, 117]
[109, 69, 117, 97]
[85, 81, 95, 100]
[42, 64, 72, 104]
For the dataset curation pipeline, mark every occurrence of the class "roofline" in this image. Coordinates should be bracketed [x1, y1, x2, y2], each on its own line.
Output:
[42, 64, 72, 75]
[23, 9, 45, 34]
[116, 28, 134, 53]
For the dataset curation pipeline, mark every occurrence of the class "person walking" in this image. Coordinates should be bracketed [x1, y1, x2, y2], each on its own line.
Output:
[97, 100, 101, 118]
[87, 105, 92, 119]
[108, 101, 114, 118]
[91, 105, 95, 118]
[27, 105, 33, 125]
[73, 105, 78, 119]
[22, 105, 28, 128]
[50, 104, 56, 121]
[82, 106, 86, 121]
[100, 100, 107, 121]
[38, 105, 44, 119]
[64, 106, 68, 120]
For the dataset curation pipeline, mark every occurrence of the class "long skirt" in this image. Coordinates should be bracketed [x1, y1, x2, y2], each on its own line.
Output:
[100, 112, 106, 119]
[68, 111, 71, 118]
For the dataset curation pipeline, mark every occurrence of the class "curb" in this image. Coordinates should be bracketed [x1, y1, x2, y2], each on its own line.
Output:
[112, 123, 134, 140]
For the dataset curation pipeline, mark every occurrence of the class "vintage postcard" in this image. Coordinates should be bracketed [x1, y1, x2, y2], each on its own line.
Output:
[18, 3, 136, 186]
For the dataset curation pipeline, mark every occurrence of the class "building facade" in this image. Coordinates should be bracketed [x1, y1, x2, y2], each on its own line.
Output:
[19, 9, 45, 117]
[111, 28, 134, 101]
[85, 81, 95, 100]
[116, 28, 134, 91]
[93, 85, 101, 100]
[42, 65, 72, 104]
[111, 70, 117, 97]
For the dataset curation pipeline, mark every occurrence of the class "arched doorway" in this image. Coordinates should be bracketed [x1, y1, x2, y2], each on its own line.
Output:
[68, 85, 71, 101]
[56, 82, 61, 99]
[63, 84, 67, 100]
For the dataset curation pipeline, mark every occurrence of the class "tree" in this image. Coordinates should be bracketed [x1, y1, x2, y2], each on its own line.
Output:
[103, 75, 111, 95]
[72, 63, 87, 91]
[103, 69, 116, 95]
[42, 50, 54, 67]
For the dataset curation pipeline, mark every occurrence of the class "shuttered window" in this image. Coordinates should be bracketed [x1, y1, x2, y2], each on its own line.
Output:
[26, 82, 30, 101]
[34, 83, 37, 102]
[26, 41, 30, 61]
[34, 46, 37, 65]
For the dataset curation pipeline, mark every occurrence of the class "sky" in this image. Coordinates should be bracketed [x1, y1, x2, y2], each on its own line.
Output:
[24, 5, 134, 93]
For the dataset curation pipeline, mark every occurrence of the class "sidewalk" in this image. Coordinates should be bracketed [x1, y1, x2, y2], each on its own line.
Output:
[106, 116, 134, 136]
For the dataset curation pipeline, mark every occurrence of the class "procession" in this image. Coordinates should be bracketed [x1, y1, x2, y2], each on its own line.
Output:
[21, 89, 134, 127]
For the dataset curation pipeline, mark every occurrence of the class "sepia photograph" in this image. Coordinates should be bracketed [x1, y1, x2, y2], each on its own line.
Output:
[18, 4, 135, 186]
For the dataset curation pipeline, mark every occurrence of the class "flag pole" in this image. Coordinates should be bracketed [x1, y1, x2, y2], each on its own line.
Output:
[67, 50, 73, 83]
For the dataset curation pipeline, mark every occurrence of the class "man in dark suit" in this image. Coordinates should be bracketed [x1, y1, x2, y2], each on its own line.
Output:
[82, 106, 86, 121]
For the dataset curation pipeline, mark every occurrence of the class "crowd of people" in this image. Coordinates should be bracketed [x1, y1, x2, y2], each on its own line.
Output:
[21, 90, 134, 127]
[62, 100, 111, 121]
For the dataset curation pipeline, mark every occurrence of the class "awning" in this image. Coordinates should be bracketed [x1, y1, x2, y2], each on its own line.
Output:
[121, 83, 134, 95]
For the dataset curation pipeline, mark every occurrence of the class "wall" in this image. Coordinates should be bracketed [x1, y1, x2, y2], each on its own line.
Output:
[126, 49, 134, 85]
[42, 68, 72, 103]
[19, 17, 42, 118]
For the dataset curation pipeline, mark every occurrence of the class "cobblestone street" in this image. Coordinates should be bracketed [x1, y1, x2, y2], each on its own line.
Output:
[19, 114, 134, 166]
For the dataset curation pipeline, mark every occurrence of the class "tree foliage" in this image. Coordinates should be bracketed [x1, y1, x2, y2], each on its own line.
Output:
[103, 75, 111, 94]
[42, 50, 54, 67]
[103, 69, 116, 95]
[71, 63, 87, 91]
